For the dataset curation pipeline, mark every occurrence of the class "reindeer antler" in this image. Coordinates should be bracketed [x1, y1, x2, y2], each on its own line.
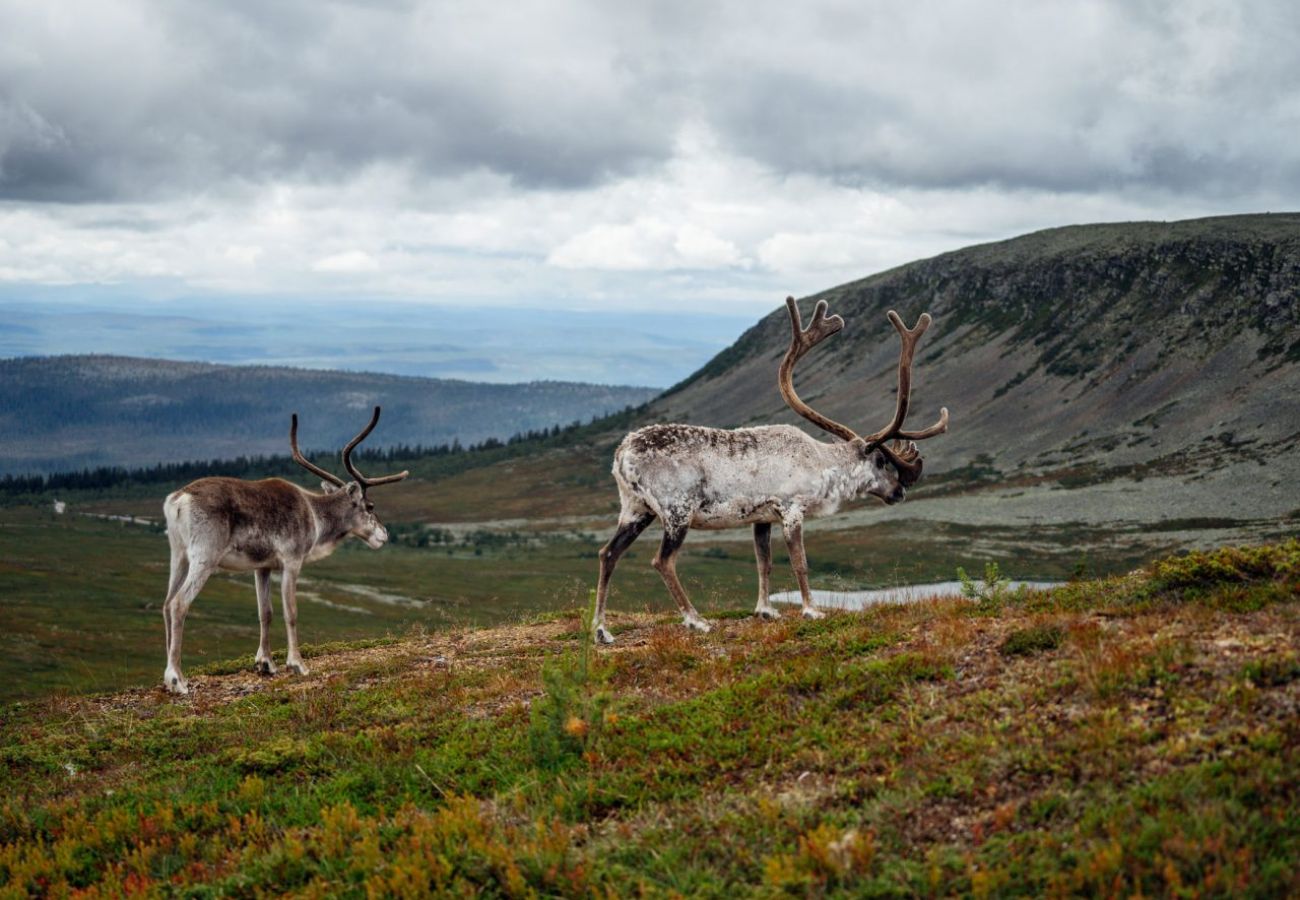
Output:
[779, 296, 859, 442]
[861, 311, 950, 445]
[342, 406, 409, 491]
[290, 414, 347, 487]
[778, 296, 949, 486]
[860, 310, 949, 486]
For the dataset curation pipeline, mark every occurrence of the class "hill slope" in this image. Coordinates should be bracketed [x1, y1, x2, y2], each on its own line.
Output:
[659, 213, 1299, 480]
[419, 213, 1299, 550]
[339, 213, 1299, 550]
[0, 356, 658, 475]
[1, 542, 1296, 895]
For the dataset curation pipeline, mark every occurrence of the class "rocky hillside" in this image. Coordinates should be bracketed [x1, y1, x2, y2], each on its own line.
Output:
[0, 357, 657, 475]
[651, 213, 1300, 537]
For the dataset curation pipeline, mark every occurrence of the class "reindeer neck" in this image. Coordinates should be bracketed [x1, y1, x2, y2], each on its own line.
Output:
[303, 488, 357, 551]
[809, 437, 875, 506]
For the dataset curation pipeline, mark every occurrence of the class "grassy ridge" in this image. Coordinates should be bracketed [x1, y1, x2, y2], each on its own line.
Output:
[1, 541, 1295, 896]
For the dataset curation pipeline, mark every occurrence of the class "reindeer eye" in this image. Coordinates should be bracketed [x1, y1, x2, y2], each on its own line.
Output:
[873, 451, 885, 467]
[365, 502, 375, 512]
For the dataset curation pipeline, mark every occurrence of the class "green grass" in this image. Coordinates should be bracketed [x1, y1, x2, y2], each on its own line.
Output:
[0, 502, 1150, 703]
[0, 540, 1295, 896]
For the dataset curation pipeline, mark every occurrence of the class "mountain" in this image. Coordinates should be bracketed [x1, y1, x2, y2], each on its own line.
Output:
[0, 356, 658, 475]
[645, 213, 1300, 534]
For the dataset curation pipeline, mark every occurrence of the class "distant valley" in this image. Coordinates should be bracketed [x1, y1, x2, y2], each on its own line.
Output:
[0, 356, 658, 475]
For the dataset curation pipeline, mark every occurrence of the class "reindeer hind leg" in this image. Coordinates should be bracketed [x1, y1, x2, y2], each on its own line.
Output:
[594, 511, 655, 645]
[164, 557, 214, 695]
[162, 546, 188, 662]
[653, 523, 712, 634]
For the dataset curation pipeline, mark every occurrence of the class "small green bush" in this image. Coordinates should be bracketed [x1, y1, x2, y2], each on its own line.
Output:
[958, 561, 1025, 610]
[528, 594, 611, 771]
[1241, 655, 1300, 687]
[1000, 625, 1064, 657]
[1149, 541, 1299, 594]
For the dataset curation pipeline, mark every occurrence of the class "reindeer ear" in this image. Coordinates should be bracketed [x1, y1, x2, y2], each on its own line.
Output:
[321, 481, 341, 494]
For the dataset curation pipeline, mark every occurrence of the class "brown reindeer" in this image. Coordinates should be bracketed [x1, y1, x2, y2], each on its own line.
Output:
[160, 407, 408, 694]
[591, 297, 949, 644]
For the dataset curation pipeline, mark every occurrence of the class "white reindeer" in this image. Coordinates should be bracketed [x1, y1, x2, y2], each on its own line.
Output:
[160, 407, 408, 694]
[592, 297, 949, 644]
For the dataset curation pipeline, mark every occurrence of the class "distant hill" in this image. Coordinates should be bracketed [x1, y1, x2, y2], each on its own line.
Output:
[0, 356, 658, 475]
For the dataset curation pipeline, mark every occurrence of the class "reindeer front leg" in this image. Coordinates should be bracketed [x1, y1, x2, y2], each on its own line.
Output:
[280, 562, 309, 676]
[753, 523, 780, 620]
[781, 512, 824, 620]
[254, 568, 277, 676]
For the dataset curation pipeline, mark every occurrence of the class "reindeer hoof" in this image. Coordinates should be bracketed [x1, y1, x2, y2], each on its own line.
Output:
[164, 672, 190, 695]
[755, 607, 782, 621]
[685, 617, 713, 634]
[594, 625, 615, 646]
[801, 607, 826, 620]
[286, 660, 309, 676]
[255, 657, 278, 676]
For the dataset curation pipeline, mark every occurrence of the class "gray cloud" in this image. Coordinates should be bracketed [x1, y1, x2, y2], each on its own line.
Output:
[2, 0, 1297, 204]
[0, 1, 680, 201]
[698, 2, 1300, 196]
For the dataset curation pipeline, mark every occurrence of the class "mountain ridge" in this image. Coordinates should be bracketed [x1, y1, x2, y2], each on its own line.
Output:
[0, 355, 659, 475]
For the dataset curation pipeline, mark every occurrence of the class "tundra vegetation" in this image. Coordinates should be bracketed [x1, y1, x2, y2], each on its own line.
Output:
[0, 541, 1296, 896]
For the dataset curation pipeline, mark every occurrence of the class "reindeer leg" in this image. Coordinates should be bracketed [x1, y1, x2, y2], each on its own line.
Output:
[594, 511, 655, 645]
[162, 547, 188, 663]
[653, 524, 712, 634]
[280, 563, 309, 676]
[753, 523, 780, 620]
[782, 515, 824, 620]
[163, 558, 213, 695]
[253, 568, 276, 676]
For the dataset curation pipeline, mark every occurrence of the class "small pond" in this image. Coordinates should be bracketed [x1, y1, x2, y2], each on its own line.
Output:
[769, 580, 1059, 611]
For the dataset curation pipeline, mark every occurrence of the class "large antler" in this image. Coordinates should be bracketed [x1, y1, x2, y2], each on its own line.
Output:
[341, 406, 410, 491]
[290, 414, 347, 487]
[860, 310, 949, 486]
[779, 296, 859, 442]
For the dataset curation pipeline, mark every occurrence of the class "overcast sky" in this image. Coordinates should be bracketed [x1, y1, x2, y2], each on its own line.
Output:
[1, 0, 1297, 318]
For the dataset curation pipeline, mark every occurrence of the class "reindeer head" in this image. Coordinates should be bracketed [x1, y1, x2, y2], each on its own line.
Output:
[290, 406, 409, 547]
[780, 296, 949, 505]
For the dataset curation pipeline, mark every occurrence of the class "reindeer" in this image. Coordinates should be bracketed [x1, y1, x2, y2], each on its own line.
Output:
[160, 407, 409, 694]
[592, 297, 949, 644]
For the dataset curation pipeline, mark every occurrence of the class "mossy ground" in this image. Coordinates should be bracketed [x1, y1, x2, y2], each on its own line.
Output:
[1, 541, 1297, 896]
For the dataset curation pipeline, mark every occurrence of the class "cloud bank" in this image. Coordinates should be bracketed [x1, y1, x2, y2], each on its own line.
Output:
[0, 0, 1296, 312]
